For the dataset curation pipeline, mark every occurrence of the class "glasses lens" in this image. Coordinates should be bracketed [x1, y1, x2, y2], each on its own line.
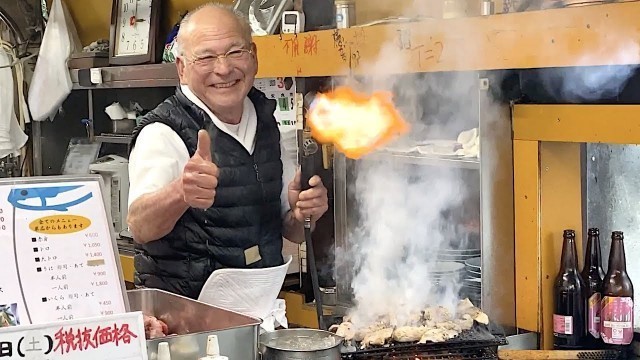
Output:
[227, 49, 247, 59]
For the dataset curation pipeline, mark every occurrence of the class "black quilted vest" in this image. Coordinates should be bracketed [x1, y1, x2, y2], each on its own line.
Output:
[130, 87, 284, 299]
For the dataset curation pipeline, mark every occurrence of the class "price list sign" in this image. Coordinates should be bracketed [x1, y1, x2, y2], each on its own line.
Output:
[0, 177, 127, 329]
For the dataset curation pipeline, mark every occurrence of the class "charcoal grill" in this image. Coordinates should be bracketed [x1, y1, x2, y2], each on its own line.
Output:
[341, 324, 507, 360]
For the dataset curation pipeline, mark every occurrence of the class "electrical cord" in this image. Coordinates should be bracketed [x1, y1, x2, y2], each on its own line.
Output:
[0, 51, 35, 69]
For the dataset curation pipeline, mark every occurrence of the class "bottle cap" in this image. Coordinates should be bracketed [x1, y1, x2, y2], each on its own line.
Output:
[612, 231, 624, 239]
[157, 342, 171, 360]
[206, 335, 220, 356]
[563, 229, 575, 238]
[588, 228, 599, 235]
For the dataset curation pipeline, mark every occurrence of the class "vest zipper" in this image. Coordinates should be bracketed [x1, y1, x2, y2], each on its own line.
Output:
[253, 162, 267, 201]
[253, 163, 261, 182]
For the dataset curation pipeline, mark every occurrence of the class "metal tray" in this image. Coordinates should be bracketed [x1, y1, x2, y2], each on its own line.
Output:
[127, 288, 261, 360]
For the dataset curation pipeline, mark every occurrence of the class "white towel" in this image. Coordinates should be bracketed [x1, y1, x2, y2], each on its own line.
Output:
[198, 256, 292, 332]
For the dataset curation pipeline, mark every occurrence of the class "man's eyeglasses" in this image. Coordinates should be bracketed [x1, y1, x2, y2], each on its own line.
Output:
[187, 48, 253, 69]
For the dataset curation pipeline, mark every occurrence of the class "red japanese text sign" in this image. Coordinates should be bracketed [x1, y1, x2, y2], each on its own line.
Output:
[0, 311, 147, 360]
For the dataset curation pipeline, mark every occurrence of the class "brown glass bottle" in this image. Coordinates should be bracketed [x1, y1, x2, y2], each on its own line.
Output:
[600, 231, 634, 346]
[581, 228, 605, 348]
[554, 229, 587, 349]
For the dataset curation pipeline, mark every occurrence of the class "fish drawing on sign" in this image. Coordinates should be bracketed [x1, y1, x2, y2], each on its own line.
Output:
[7, 185, 93, 212]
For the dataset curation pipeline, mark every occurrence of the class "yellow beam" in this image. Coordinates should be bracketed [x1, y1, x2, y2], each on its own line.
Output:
[513, 140, 541, 334]
[119, 254, 134, 283]
[539, 142, 583, 350]
[255, 2, 640, 77]
[279, 291, 318, 328]
[513, 105, 640, 144]
[279, 291, 334, 329]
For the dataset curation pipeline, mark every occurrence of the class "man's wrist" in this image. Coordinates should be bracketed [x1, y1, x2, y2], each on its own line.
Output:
[170, 177, 189, 208]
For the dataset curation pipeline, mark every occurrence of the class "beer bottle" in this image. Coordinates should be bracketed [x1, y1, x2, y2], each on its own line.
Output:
[600, 231, 634, 346]
[554, 229, 587, 349]
[581, 228, 605, 348]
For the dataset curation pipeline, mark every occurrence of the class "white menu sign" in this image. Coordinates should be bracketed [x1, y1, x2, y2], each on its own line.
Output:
[0, 311, 147, 359]
[0, 176, 127, 328]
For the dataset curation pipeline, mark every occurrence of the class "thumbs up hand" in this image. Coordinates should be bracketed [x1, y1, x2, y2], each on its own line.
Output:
[181, 130, 219, 209]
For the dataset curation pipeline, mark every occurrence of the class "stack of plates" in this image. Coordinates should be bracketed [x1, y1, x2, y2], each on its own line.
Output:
[428, 261, 466, 286]
[436, 248, 481, 263]
[463, 257, 482, 307]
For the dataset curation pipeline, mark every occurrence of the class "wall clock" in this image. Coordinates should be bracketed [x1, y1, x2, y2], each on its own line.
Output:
[108, 0, 161, 66]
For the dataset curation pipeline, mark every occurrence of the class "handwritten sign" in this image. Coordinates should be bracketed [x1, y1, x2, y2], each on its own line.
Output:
[0, 311, 147, 360]
[303, 35, 319, 55]
[0, 176, 127, 328]
[282, 37, 300, 58]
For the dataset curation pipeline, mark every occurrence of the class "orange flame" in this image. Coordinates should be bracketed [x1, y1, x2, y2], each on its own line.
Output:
[307, 86, 409, 159]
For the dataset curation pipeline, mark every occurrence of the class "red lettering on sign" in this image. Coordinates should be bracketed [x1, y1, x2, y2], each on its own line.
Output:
[53, 323, 138, 354]
[303, 35, 319, 55]
[283, 38, 300, 57]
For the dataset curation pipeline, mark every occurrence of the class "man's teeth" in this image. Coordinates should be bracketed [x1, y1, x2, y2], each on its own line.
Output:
[214, 81, 237, 88]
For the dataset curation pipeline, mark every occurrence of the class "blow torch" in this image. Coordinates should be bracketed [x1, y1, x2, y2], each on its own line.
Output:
[300, 91, 326, 330]
[301, 87, 408, 330]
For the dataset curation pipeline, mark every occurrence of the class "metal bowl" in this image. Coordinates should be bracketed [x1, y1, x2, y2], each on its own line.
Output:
[259, 328, 343, 360]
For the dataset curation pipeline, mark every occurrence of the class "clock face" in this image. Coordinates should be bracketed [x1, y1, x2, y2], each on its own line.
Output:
[114, 0, 152, 56]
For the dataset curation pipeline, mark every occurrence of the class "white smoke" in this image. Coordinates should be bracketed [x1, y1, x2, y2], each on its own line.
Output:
[537, 38, 640, 101]
[334, 14, 482, 328]
[340, 159, 472, 327]
[332, 1, 640, 331]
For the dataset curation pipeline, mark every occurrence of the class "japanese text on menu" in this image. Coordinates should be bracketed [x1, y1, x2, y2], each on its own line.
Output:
[0, 179, 127, 329]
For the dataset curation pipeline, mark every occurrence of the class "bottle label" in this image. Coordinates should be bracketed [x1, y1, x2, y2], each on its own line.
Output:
[601, 296, 634, 345]
[553, 314, 573, 335]
[588, 292, 602, 338]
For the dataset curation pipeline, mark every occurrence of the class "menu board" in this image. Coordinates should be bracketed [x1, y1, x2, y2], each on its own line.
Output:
[0, 176, 128, 328]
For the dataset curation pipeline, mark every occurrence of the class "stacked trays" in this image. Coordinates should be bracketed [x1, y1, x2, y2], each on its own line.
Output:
[430, 249, 480, 296]
[463, 256, 482, 307]
[429, 261, 466, 287]
[437, 248, 481, 263]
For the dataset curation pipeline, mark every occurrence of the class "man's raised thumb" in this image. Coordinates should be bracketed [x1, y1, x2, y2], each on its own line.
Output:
[195, 130, 212, 161]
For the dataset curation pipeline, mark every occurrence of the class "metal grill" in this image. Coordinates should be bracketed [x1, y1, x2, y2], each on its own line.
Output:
[341, 325, 507, 360]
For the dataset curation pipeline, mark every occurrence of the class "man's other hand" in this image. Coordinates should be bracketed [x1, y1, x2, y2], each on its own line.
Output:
[288, 169, 329, 223]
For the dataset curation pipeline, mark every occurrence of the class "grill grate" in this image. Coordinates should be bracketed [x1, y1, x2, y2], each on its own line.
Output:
[342, 345, 499, 360]
[341, 324, 507, 360]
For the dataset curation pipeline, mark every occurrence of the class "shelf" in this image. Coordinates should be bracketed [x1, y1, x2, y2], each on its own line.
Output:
[68, 2, 640, 86]
[366, 151, 480, 169]
[95, 134, 133, 144]
[70, 63, 178, 90]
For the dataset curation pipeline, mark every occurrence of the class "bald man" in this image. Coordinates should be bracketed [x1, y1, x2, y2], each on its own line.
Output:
[127, 3, 328, 299]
